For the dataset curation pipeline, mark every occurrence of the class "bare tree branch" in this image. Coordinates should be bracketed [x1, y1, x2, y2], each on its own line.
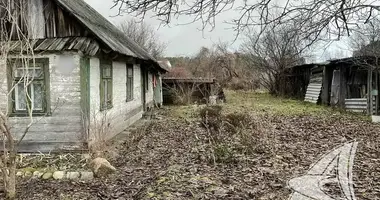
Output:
[112, 0, 380, 45]
[241, 23, 306, 95]
[118, 18, 167, 58]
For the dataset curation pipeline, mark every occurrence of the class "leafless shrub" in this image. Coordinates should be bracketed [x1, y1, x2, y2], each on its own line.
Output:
[87, 110, 111, 157]
[199, 105, 223, 131]
[224, 112, 251, 129]
[199, 107, 277, 163]
[212, 144, 236, 164]
[171, 83, 195, 105]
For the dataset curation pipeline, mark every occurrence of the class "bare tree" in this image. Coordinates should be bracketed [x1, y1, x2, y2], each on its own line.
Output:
[351, 17, 380, 57]
[118, 18, 166, 58]
[0, 2, 41, 199]
[241, 23, 305, 95]
[112, 0, 380, 45]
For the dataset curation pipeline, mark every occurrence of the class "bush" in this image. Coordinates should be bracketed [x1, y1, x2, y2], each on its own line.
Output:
[199, 105, 223, 131]
[213, 144, 235, 164]
[224, 113, 251, 129]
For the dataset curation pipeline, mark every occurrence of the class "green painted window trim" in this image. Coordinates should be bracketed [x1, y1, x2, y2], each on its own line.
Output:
[7, 58, 51, 117]
[126, 64, 134, 102]
[100, 60, 113, 111]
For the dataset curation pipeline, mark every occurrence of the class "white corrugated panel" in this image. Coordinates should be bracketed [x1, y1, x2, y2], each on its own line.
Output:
[304, 83, 322, 103]
[345, 98, 376, 113]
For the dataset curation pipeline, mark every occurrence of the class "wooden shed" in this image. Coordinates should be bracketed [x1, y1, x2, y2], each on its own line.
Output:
[292, 56, 379, 115]
[162, 77, 216, 104]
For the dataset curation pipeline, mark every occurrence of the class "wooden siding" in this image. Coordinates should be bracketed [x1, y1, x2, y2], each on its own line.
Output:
[0, 0, 88, 40]
[9, 37, 101, 56]
[1, 54, 84, 152]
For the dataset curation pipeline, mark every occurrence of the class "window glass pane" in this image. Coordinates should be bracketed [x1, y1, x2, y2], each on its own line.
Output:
[15, 68, 43, 78]
[103, 66, 111, 78]
[103, 80, 108, 107]
[127, 67, 133, 77]
[107, 79, 112, 105]
[129, 78, 133, 98]
[127, 77, 133, 100]
[15, 84, 27, 111]
[33, 83, 43, 111]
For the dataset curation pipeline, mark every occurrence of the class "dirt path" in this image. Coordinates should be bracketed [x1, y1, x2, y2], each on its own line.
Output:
[15, 92, 380, 200]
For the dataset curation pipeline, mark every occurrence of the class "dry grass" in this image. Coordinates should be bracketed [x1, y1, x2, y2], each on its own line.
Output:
[224, 90, 370, 120]
[15, 90, 379, 199]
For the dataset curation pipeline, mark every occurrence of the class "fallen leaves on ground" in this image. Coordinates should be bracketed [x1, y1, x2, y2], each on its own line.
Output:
[14, 96, 380, 200]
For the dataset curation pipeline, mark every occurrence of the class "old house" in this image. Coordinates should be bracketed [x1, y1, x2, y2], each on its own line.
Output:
[0, 0, 167, 152]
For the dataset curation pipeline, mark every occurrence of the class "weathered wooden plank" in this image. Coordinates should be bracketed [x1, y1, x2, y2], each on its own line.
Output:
[2, 141, 85, 153]
[9, 116, 82, 125]
[56, 37, 71, 50]
[35, 38, 54, 50]
[11, 125, 82, 135]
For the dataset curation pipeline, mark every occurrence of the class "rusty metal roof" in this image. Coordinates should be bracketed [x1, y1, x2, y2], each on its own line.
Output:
[55, 0, 166, 71]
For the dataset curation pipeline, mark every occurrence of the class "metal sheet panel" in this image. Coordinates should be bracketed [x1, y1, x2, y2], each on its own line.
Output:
[345, 98, 376, 113]
[304, 83, 322, 103]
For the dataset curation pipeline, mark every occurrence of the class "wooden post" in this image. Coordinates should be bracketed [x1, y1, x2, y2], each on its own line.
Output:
[367, 67, 373, 115]
[321, 66, 334, 105]
[375, 70, 379, 115]
[339, 65, 347, 108]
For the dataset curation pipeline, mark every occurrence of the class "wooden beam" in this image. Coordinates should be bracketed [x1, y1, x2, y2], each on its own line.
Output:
[339, 65, 347, 108]
[367, 67, 373, 115]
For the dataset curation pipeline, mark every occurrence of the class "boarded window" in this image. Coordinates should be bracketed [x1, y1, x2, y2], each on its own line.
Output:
[9, 58, 49, 115]
[126, 64, 134, 101]
[100, 61, 113, 110]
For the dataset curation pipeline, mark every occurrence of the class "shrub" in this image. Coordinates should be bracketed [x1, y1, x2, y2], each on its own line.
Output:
[224, 113, 251, 129]
[199, 105, 223, 131]
[213, 144, 235, 164]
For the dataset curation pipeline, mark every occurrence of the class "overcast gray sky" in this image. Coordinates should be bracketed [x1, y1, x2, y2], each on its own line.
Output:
[84, 0, 243, 58]
[84, 0, 352, 61]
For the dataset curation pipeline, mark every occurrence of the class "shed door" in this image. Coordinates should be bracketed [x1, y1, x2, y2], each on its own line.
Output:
[330, 70, 340, 106]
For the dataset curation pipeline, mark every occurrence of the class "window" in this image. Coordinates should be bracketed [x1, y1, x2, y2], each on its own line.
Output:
[8, 58, 49, 115]
[126, 64, 134, 101]
[100, 60, 112, 110]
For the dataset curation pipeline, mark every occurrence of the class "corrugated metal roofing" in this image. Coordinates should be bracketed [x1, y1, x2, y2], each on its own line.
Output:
[345, 98, 376, 114]
[55, 0, 166, 71]
[304, 83, 322, 104]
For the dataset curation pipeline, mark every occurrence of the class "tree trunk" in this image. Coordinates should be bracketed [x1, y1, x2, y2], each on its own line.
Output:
[5, 164, 16, 200]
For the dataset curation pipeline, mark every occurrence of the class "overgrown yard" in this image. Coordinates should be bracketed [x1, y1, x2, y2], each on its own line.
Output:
[15, 91, 379, 199]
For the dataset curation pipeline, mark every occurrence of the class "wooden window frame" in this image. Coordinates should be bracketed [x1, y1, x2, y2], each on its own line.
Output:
[100, 60, 113, 111]
[7, 58, 50, 117]
[126, 64, 134, 102]
[144, 70, 149, 92]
